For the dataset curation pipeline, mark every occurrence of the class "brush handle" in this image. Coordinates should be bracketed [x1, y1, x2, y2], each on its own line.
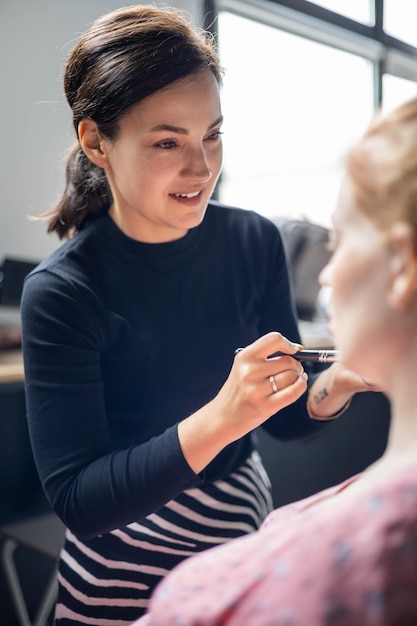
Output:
[234, 347, 339, 363]
[270, 349, 338, 363]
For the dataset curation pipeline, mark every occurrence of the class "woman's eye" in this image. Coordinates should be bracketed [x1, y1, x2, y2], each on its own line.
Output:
[155, 140, 177, 149]
[206, 130, 223, 142]
[154, 130, 223, 149]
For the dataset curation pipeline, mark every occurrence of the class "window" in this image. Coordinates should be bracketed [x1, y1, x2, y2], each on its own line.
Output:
[384, 0, 417, 48]
[206, 0, 417, 226]
[383, 74, 417, 113]
[306, 0, 373, 25]
[217, 11, 373, 226]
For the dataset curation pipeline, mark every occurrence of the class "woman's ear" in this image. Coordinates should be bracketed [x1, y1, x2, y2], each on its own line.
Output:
[387, 221, 417, 310]
[78, 119, 110, 168]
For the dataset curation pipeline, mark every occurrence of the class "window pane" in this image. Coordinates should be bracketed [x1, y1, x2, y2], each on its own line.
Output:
[383, 74, 417, 113]
[306, 0, 373, 25]
[384, 0, 417, 48]
[218, 12, 374, 227]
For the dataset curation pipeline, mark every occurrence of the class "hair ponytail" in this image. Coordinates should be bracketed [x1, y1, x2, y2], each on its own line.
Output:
[46, 144, 111, 239]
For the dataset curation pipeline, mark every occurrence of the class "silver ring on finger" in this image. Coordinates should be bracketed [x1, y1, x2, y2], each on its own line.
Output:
[269, 375, 278, 394]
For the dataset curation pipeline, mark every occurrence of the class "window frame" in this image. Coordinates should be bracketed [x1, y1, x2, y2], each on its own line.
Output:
[203, 0, 417, 106]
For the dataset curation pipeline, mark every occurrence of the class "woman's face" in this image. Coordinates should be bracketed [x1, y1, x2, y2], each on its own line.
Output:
[320, 176, 396, 379]
[101, 69, 223, 243]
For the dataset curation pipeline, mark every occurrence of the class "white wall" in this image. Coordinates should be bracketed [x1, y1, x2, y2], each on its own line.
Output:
[0, 0, 204, 264]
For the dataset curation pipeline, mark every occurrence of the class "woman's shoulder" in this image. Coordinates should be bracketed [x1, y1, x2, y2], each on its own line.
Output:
[25, 216, 109, 284]
[21, 218, 111, 316]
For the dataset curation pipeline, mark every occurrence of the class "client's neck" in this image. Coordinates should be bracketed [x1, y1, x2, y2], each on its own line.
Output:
[379, 358, 417, 468]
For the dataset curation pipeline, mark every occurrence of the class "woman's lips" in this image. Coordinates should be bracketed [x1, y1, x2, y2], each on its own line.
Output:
[170, 190, 203, 206]
[172, 191, 201, 199]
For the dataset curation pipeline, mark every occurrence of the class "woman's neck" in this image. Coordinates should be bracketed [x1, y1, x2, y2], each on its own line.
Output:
[368, 347, 417, 473]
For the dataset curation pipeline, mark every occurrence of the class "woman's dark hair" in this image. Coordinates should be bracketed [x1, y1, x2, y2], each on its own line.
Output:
[46, 5, 222, 238]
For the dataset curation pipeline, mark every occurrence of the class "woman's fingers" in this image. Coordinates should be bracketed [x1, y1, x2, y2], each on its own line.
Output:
[265, 369, 308, 412]
[234, 332, 306, 389]
[236, 331, 304, 361]
[230, 332, 308, 418]
[266, 368, 308, 397]
[212, 333, 309, 443]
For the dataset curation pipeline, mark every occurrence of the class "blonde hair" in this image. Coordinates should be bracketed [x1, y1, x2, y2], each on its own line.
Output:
[347, 97, 417, 240]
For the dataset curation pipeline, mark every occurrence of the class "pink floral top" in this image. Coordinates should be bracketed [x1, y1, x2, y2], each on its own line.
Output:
[137, 463, 417, 626]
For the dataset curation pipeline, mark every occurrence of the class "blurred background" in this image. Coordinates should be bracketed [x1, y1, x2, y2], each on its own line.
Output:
[0, 1, 414, 624]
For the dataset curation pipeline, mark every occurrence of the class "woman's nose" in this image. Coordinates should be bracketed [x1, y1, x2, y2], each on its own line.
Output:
[183, 146, 212, 182]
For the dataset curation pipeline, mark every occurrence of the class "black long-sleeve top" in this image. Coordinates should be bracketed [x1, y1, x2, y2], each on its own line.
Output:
[21, 201, 325, 539]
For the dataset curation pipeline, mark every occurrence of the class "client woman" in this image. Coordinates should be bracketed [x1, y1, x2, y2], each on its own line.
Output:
[137, 96, 417, 625]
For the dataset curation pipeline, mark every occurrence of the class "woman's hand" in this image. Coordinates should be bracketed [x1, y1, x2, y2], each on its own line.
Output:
[212, 332, 308, 439]
[178, 332, 308, 474]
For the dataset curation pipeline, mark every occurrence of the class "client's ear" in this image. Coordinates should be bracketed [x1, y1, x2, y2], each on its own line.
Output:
[388, 222, 417, 310]
[78, 119, 110, 168]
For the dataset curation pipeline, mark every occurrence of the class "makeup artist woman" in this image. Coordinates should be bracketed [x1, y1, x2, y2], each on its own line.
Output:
[20, 6, 371, 625]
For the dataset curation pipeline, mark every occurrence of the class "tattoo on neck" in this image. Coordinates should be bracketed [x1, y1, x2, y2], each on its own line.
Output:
[314, 387, 329, 404]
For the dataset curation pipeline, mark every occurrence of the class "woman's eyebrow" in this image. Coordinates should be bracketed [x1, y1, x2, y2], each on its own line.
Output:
[208, 115, 223, 129]
[149, 115, 223, 135]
